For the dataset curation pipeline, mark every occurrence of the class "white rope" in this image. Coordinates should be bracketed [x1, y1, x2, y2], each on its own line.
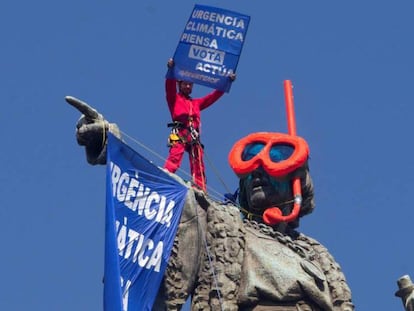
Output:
[120, 130, 194, 181]
[119, 129, 233, 202]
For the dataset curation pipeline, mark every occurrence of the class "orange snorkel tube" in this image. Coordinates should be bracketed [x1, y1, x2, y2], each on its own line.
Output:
[262, 80, 303, 225]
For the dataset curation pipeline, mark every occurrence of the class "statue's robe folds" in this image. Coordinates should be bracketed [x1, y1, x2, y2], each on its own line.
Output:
[154, 186, 354, 311]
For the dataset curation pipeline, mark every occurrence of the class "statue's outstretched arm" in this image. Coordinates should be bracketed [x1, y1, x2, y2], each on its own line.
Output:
[66, 96, 120, 165]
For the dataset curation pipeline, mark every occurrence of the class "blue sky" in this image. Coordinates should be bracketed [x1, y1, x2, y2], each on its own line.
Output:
[1, 1, 414, 310]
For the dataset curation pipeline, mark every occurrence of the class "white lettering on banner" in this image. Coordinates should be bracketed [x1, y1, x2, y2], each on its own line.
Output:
[185, 21, 244, 43]
[110, 162, 175, 228]
[181, 33, 218, 49]
[191, 9, 246, 29]
[195, 62, 234, 76]
[116, 217, 163, 272]
[120, 277, 132, 311]
[189, 45, 224, 65]
[178, 70, 220, 84]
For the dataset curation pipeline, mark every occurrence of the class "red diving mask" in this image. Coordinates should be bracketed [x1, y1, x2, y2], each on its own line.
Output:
[228, 80, 310, 225]
[228, 132, 309, 225]
[229, 132, 309, 178]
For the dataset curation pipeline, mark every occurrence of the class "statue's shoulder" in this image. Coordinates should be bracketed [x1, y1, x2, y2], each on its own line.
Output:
[296, 233, 354, 310]
[190, 190, 245, 226]
[208, 200, 244, 221]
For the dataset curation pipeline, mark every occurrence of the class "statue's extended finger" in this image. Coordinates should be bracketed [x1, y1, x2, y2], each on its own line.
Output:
[65, 96, 101, 121]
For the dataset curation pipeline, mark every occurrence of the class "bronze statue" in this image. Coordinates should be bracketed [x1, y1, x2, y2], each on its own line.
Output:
[67, 96, 354, 310]
[396, 275, 414, 311]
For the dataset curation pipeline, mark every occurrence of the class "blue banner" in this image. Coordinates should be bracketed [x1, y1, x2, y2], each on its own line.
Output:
[169, 4, 250, 92]
[104, 133, 188, 311]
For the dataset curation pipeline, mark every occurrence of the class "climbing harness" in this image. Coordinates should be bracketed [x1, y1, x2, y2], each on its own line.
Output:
[166, 121, 201, 146]
[167, 121, 184, 146]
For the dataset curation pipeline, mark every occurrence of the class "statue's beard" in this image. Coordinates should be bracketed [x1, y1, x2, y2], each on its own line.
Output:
[244, 172, 293, 215]
[247, 186, 276, 211]
[247, 185, 292, 216]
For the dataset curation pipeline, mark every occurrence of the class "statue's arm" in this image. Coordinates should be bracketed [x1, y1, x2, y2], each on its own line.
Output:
[66, 96, 121, 165]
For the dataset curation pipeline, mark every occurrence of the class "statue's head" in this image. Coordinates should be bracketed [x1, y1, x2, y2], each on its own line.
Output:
[228, 132, 314, 228]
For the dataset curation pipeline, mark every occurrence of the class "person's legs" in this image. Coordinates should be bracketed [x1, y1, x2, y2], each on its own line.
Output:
[189, 143, 206, 191]
[164, 142, 185, 173]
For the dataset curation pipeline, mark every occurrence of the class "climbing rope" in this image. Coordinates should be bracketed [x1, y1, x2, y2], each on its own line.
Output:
[120, 129, 234, 203]
[203, 149, 233, 195]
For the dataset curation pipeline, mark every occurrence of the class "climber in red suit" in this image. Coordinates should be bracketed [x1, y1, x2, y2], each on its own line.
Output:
[164, 58, 235, 191]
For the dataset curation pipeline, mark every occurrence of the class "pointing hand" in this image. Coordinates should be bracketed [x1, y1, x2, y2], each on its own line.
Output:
[66, 96, 119, 165]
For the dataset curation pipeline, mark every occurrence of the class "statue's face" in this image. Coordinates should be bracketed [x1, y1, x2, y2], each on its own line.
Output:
[244, 167, 290, 212]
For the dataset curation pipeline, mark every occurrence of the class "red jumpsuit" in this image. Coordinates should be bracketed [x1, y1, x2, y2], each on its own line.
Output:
[164, 78, 224, 190]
